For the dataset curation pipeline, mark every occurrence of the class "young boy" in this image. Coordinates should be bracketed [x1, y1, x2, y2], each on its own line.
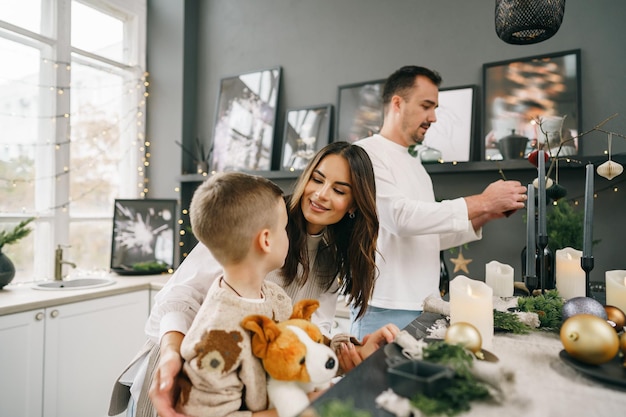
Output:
[176, 172, 293, 417]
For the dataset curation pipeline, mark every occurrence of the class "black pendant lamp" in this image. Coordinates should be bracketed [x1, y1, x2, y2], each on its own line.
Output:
[495, 0, 566, 45]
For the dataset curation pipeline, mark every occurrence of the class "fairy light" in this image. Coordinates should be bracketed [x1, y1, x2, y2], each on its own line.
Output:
[0, 66, 149, 215]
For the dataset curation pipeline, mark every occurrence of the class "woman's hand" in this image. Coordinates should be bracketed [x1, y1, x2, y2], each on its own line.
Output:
[358, 323, 399, 359]
[148, 332, 191, 417]
[337, 323, 399, 372]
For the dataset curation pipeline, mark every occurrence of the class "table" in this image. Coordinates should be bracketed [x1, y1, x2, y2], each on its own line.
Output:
[308, 312, 626, 417]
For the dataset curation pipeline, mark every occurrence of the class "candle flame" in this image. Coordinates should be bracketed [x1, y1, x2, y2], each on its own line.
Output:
[467, 286, 473, 297]
[566, 253, 573, 261]
[623, 277, 626, 286]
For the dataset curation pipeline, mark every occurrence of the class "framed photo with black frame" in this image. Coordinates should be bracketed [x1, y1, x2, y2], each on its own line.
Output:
[280, 104, 333, 171]
[210, 66, 282, 172]
[336, 79, 385, 143]
[422, 85, 478, 163]
[110, 199, 177, 275]
[482, 49, 582, 161]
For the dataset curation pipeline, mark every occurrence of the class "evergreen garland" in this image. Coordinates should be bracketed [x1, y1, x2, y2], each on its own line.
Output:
[410, 342, 491, 416]
[516, 289, 564, 330]
[493, 310, 532, 334]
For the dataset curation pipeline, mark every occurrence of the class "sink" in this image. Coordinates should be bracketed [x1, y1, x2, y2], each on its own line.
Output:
[32, 278, 116, 291]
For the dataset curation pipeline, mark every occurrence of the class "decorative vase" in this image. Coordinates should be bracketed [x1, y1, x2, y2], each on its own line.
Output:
[439, 251, 450, 297]
[521, 245, 555, 293]
[0, 250, 16, 289]
[497, 130, 529, 160]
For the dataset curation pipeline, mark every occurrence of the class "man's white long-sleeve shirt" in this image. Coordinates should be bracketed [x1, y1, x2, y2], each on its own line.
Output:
[357, 134, 481, 310]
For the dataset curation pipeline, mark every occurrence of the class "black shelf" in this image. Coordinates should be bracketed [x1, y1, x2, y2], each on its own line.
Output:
[177, 155, 620, 183]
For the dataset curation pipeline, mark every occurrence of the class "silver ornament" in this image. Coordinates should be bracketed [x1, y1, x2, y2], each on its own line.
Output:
[562, 297, 608, 322]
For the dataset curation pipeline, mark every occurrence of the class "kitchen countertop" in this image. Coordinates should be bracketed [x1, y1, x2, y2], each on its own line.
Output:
[0, 273, 352, 319]
[0, 273, 171, 316]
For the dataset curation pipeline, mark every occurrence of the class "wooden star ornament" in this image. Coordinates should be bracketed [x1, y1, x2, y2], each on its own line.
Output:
[450, 251, 473, 274]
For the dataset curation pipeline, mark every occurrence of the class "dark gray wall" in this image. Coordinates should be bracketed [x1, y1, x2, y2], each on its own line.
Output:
[147, 0, 626, 284]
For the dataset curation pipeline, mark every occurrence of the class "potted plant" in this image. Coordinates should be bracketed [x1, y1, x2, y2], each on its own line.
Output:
[0, 217, 35, 289]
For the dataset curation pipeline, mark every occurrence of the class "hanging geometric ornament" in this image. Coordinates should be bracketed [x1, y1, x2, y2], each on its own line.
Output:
[546, 182, 567, 201]
[597, 133, 624, 180]
[532, 176, 553, 190]
[495, 0, 566, 45]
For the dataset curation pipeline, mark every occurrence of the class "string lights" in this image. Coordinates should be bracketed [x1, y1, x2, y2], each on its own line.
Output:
[0, 52, 150, 215]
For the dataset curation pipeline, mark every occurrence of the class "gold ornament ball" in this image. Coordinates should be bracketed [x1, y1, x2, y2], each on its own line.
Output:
[445, 322, 483, 357]
[560, 314, 620, 365]
[604, 305, 626, 332]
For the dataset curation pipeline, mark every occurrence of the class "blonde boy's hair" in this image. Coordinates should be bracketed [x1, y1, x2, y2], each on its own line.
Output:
[189, 172, 284, 265]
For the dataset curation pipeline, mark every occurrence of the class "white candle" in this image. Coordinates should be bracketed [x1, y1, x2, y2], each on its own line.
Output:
[450, 275, 494, 349]
[606, 270, 626, 314]
[485, 260, 514, 297]
[555, 247, 586, 300]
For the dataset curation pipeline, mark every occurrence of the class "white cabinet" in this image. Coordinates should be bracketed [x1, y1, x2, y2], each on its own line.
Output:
[0, 290, 149, 417]
[0, 308, 45, 417]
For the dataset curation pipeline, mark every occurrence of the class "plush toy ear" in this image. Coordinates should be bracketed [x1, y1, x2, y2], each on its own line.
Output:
[290, 299, 320, 321]
[241, 314, 281, 359]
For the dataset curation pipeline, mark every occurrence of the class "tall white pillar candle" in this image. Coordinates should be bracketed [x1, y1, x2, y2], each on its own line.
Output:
[606, 270, 626, 314]
[450, 275, 494, 349]
[485, 260, 514, 297]
[555, 247, 586, 300]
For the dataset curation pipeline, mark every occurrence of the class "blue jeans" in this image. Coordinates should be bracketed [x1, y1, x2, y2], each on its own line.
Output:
[349, 305, 422, 340]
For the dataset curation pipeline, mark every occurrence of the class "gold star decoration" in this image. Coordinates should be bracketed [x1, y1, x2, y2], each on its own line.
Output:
[450, 251, 473, 274]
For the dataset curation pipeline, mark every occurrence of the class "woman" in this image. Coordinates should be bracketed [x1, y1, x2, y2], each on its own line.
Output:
[110, 142, 398, 417]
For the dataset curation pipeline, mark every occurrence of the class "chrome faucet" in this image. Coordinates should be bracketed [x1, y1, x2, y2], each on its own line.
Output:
[54, 245, 77, 281]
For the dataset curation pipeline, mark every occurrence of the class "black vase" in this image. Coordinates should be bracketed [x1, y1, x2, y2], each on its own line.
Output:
[521, 245, 555, 293]
[0, 250, 16, 289]
[439, 251, 450, 297]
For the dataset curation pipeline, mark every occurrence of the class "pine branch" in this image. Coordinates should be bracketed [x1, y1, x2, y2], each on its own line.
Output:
[0, 217, 35, 249]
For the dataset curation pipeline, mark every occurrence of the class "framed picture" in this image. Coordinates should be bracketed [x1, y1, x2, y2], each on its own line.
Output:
[422, 85, 477, 163]
[280, 104, 333, 171]
[210, 66, 282, 172]
[482, 49, 581, 161]
[110, 199, 177, 275]
[336, 79, 385, 143]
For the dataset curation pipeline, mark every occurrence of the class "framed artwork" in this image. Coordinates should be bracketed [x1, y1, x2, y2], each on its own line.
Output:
[336, 79, 385, 143]
[280, 104, 333, 171]
[422, 85, 477, 163]
[110, 199, 177, 275]
[482, 49, 581, 161]
[210, 66, 282, 172]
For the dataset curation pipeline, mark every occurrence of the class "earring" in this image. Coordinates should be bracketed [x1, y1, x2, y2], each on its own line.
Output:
[349, 212, 355, 219]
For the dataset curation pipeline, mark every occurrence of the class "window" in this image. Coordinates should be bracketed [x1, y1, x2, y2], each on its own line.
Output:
[0, 0, 147, 283]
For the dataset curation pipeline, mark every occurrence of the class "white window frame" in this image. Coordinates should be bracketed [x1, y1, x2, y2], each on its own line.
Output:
[0, 0, 147, 280]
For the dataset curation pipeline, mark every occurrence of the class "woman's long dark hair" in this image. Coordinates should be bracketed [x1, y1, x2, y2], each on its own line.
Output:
[279, 141, 378, 319]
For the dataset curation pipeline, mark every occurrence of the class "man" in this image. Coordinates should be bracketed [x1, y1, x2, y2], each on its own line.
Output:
[352, 66, 528, 337]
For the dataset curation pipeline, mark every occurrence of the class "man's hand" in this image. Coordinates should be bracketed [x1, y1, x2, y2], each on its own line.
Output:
[465, 179, 527, 222]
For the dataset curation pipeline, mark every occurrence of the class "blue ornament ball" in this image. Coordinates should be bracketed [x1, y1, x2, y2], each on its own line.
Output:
[562, 297, 608, 323]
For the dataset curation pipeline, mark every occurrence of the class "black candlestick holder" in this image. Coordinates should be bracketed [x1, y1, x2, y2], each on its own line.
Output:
[581, 256, 594, 298]
[525, 273, 538, 295]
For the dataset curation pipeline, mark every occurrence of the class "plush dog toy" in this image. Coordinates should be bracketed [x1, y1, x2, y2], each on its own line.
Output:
[241, 299, 338, 417]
